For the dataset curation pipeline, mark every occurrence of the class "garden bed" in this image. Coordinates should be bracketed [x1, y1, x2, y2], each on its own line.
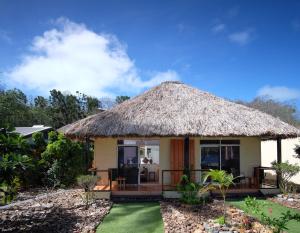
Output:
[160, 200, 271, 233]
[0, 189, 112, 233]
[269, 194, 300, 211]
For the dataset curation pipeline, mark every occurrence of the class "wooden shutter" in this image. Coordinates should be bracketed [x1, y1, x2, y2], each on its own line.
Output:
[170, 139, 195, 185]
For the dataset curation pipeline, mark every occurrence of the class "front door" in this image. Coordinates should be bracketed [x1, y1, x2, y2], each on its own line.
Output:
[118, 146, 139, 184]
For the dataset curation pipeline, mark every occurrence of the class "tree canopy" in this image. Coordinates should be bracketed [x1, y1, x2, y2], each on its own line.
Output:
[0, 89, 101, 129]
[236, 97, 300, 127]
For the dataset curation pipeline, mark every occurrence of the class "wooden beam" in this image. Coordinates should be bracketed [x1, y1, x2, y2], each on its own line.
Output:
[276, 137, 282, 188]
[184, 136, 190, 171]
[277, 137, 282, 163]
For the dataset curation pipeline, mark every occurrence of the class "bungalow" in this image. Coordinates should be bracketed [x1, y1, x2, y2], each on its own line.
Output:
[60, 81, 300, 198]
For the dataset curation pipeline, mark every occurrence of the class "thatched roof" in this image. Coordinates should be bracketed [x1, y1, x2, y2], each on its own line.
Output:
[59, 81, 300, 139]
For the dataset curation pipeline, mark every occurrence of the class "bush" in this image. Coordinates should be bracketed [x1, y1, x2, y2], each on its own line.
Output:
[77, 175, 98, 209]
[177, 174, 202, 205]
[271, 161, 300, 194]
[42, 132, 92, 187]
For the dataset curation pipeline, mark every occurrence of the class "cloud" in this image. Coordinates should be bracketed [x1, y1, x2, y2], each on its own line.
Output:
[5, 17, 179, 97]
[211, 23, 226, 33]
[257, 85, 300, 101]
[228, 29, 255, 46]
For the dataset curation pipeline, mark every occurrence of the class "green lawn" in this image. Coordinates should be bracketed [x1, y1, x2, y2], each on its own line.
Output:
[229, 199, 300, 233]
[96, 202, 164, 233]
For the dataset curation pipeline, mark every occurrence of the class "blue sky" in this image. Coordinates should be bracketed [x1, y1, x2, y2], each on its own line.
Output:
[0, 0, 300, 107]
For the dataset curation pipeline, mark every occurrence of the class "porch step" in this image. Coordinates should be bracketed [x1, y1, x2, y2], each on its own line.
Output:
[111, 195, 162, 203]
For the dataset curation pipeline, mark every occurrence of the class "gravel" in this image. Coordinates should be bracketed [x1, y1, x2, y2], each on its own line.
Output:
[160, 200, 271, 233]
[269, 193, 300, 210]
[0, 189, 112, 233]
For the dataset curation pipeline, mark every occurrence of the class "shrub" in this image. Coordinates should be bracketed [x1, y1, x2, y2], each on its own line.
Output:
[42, 132, 92, 187]
[177, 174, 203, 204]
[77, 175, 98, 209]
[271, 161, 300, 194]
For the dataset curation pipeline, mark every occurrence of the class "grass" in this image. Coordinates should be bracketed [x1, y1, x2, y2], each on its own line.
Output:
[228, 199, 300, 233]
[96, 202, 164, 233]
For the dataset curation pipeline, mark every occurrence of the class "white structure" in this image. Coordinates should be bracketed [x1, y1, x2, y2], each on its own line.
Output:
[261, 137, 300, 184]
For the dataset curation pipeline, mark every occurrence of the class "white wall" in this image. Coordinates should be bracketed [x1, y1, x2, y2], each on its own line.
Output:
[261, 137, 300, 184]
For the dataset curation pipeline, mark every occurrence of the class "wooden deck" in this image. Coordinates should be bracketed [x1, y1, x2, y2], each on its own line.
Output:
[94, 183, 262, 197]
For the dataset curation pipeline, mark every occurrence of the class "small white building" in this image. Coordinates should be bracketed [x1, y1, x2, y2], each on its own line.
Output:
[261, 137, 300, 184]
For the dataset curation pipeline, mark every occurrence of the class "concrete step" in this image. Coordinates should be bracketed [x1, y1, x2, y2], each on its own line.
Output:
[111, 195, 162, 203]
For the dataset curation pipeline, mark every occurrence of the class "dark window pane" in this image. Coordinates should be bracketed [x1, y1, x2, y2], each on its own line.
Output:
[221, 146, 240, 176]
[201, 147, 220, 170]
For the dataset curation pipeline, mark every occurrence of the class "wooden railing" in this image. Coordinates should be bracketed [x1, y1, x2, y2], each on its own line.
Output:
[161, 169, 208, 191]
[253, 166, 278, 189]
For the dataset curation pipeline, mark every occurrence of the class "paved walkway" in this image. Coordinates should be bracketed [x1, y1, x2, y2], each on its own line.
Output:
[97, 202, 164, 233]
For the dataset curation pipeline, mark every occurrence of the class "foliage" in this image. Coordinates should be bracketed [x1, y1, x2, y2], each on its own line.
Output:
[32, 132, 47, 157]
[203, 169, 235, 221]
[0, 153, 33, 204]
[236, 97, 300, 127]
[77, 175, 98, 209]
[115, 96, 130, 104]
[271, 161, 300, 194]
[0, 177, 21, 205]
[177, 174, 202, 204]
[42, 132, 92, 187]
[0, 88, 101, 129]
[294, 145, 300, 159]
[215, 216, 225, 225]
[244, 196, 300, 233]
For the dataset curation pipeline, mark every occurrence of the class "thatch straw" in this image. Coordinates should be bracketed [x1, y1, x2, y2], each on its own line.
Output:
[59, 81, 300, 139]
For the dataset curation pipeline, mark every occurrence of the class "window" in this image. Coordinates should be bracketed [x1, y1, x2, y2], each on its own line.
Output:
[200, 140, 240, 176]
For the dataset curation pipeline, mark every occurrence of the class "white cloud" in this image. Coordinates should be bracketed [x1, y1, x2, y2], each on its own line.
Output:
[228, 29, 254, 46]
[257, 85, 300, 101]
[5, 17, 179, 97]
[211, 23, 226, 33]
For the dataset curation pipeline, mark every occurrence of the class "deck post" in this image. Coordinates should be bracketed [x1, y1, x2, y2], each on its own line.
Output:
[276, 137, 282, 188]
[184, 136, 190, 176]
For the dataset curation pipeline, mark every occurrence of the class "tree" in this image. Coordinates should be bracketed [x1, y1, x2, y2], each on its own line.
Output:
[115, 96, 130, 104]
[49, 89, 84, 128]
[203, 169, 235, 222]
[236, 97, 300, 127]
[271, 161, 300, 194]
[0, 89, 31, 127]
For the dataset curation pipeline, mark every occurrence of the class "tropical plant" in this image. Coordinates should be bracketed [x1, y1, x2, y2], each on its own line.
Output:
[203, 169, 235, 221]
[77, 175, 98, 209]
[244, 196, 300, 233]
[0, 153, 33, 204]
[177, 174, 202, 204]
[271, 161, 300, 194]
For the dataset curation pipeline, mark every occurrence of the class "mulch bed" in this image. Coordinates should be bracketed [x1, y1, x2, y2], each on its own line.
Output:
[160, 200, 271, 233]
[268, 193, 300, 211]
[0, 189, 112, 233]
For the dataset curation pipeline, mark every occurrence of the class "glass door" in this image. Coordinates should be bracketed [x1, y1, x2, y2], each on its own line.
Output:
[118, 146, 139, 184]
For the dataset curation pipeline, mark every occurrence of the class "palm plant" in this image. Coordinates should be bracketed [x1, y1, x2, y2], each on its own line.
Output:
[203, 169, 235, 221]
